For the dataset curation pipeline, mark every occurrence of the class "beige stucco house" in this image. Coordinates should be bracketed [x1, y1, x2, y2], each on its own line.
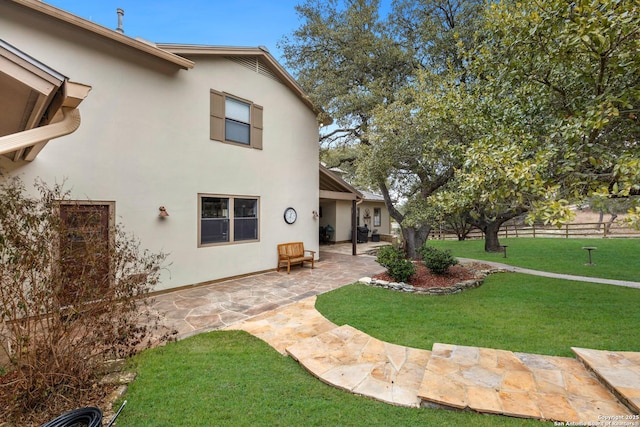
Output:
[0, 0, 327, 291]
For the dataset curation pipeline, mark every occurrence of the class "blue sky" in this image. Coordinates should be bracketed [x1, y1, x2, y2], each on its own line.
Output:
[44, 0, 301, 62]
[46, 1, 392, 66]
[46, 1, 301, 63]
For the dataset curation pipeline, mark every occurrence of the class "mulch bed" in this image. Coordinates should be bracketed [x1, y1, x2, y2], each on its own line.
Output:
[372, 262, 485, 289]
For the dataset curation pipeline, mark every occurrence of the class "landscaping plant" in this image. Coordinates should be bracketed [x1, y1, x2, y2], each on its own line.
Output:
[417, 244, 458, 275]
[375, 245, 415, 283]
[0, 176, 171, 423]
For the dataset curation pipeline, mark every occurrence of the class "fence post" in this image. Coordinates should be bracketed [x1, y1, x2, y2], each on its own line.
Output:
[565, 224, 569, 238]
[533, 225, 536, 238]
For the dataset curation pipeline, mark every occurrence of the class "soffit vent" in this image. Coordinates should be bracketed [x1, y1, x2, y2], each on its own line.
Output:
[225, 56, 281, 84]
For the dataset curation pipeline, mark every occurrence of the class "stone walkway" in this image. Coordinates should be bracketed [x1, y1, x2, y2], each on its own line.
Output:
[230, 296, 640, 424]
[150, 244, 640, 423]
[149, 246, 385, 340]
[459, 258, 640, 289]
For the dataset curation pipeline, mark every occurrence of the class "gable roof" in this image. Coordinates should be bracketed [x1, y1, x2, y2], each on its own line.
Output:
[7, 0, 194, 70]
[7, 1, 330, 125]
[158, 44, 331, 124]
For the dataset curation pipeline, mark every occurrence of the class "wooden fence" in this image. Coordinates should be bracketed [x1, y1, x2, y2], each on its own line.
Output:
[433, 222, 640, 240]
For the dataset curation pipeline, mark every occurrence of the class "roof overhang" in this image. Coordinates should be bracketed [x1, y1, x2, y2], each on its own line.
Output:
[0, 39, 91, 161]
[8, 0, 194, 70]
[319, 164, 362, 201]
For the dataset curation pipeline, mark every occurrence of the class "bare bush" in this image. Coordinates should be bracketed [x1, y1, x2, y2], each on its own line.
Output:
[0, 176, 170, 422]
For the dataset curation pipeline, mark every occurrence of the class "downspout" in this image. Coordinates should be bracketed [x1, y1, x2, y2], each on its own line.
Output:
[352, 197, 364, 256]
[0, 106, 81, 158]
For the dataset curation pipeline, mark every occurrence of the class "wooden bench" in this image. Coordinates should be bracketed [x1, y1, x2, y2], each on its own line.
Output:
[276, 242, 315, 274]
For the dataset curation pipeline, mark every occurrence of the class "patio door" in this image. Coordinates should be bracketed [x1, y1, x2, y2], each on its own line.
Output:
[59, 202, 113, 305]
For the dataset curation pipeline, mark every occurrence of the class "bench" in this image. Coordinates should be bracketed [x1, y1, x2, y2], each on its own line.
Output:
[276, 242, 315, 274]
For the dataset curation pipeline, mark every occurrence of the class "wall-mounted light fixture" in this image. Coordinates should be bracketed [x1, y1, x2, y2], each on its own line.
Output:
[312, 210, 319, 219]
[159, 206, 169, 218]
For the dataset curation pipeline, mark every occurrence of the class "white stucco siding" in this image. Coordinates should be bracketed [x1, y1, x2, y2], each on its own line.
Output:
[335, 200, 355, 242]
[1, 4, 320, 291]
[358, 201, 391, 235]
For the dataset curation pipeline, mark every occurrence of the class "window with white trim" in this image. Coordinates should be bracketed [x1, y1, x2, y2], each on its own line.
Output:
[374, 207, 381, 227]
[210, 90, 263, 149]
[199, 195, 259, 246]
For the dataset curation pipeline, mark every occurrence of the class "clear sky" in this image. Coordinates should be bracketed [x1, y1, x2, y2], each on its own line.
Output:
[45, 1, 392, 67]
[46, 0, 306, 64]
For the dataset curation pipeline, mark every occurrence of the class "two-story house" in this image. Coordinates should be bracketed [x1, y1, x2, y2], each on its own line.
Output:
[1, 0, 327, 291]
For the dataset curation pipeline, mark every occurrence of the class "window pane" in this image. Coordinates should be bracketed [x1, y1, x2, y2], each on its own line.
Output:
[202, 197, 228, 219]
[234, 198, 257, 218]
[201, 219, 229, 244]
[234, 218, 258, 241]
[234, 198, 258, 241]
[201, 197, 229, 244]
[225, 119, 250, 144]
[225, 98, 250, 123]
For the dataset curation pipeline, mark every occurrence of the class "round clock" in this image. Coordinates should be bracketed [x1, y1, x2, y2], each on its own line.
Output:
[284, 207, 297, 224]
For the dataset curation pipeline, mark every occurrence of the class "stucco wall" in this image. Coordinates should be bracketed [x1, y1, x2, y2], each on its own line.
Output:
[358, 201, 391, 235]
[0, 3, 320, 291]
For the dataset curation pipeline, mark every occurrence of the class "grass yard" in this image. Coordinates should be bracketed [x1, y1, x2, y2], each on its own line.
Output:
[116, 331, 542, 426]
[316, 274, 640, 358]
[117, 238, 639, 425]
[426, 237, 640, 281]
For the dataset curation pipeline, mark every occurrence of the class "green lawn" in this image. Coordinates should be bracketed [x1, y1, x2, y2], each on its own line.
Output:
[316, 275, 640, 357]
[426, 237, 640, 281]
[117, 238, 640, 425]
[117, 331, 541, 426]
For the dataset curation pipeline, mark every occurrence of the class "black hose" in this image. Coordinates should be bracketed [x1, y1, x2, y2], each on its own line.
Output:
[40, 407, 102, 427]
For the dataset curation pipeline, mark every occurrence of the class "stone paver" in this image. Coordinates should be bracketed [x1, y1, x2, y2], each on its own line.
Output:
[226, 296, 337, 354]
[144, 244, 640, 423]
[286, 323, 432, 407]
[573, 347, 640, 413]
[149, 249, 384, 339]
[418, 343, 634, 423]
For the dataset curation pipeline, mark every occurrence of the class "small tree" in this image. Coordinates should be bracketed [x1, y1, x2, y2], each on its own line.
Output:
[375, 245, 415, 283]
[0, 176, 171, 420]
[417, 244, 458, 275]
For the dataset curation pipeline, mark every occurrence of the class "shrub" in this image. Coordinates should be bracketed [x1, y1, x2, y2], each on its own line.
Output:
[375, 245, 415, 283]
[0, 176, 172, 422]
[418, 244, 458, 275]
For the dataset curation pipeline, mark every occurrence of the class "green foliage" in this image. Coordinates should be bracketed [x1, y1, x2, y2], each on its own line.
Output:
[375, 245, 415, 283]
[0, 176, 171, 421]
[461, 0, 640, 223]
[417, 244, 458, 275]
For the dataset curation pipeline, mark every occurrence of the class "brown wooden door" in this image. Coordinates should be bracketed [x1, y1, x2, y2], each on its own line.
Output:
[59, 203, 111, 305]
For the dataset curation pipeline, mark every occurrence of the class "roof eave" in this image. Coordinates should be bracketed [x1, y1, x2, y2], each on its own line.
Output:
[9, 0, 194, 70]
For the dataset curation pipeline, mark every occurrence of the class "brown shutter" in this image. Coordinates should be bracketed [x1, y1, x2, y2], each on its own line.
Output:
[251, 104, 263, 150]
[210, 89, 225, 141]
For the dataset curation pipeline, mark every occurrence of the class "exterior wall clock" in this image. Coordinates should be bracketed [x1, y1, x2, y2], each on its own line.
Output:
[284, 207, 297, 224]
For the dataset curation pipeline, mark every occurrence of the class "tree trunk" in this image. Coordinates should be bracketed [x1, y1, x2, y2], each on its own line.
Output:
[483, 221, 503, 252]
[375, 178, 431, 258]
[470, 209, 526, 253]
[401, 224, 432, 259]
[605, 213, 617, 235]
[596, 209, 604, 230]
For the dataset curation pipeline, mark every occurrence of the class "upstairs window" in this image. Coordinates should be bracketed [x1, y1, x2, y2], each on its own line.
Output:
[210, 90, 263, 149]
